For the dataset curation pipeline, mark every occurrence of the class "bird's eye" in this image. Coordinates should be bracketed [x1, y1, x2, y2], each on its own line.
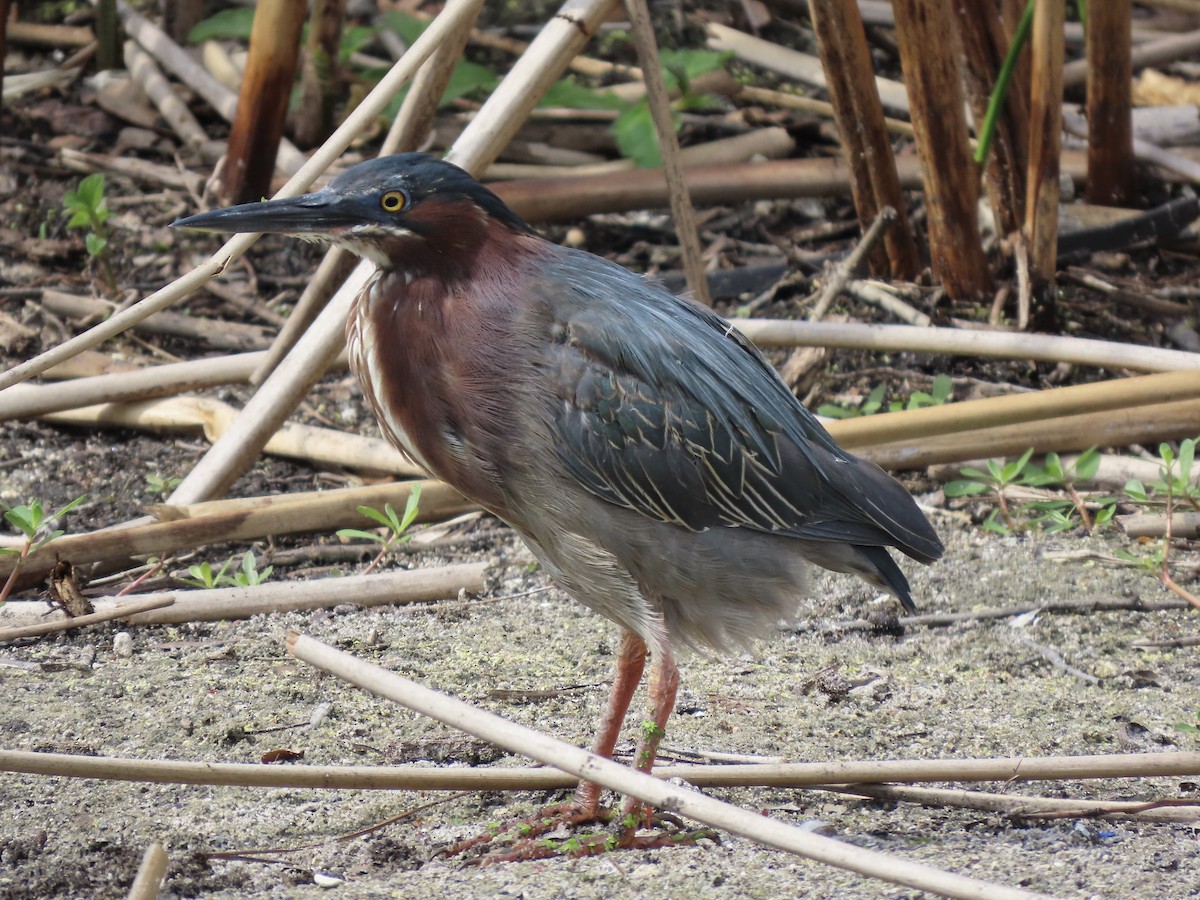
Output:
[380, 190, 408, 213]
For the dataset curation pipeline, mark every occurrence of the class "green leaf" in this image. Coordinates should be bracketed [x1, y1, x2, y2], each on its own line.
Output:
[539, 78, 628, 111]
[355, 504, 395, 529]
[336, 528, 387, 544]
[1074, 446, 1101, 481]
[4, 507, 37, 538]
[981, 509, 1010, 535]
[1124, 479, 1148, 501]
[32, 529, 66, 551]
[944, 480, 989, 498]
[187, 7, 256, 43]
[1179, 437, 1195, 481]
[382, 9, 424, 43]
[929, 373, 954, 404]
[85, 233, 108, 257]
[613, 99, 663, 168]
[958, 466, 992, 481]
[658, 48, 731, 93]
[339, 24, 379, 63]
[398, 484, 422, 533]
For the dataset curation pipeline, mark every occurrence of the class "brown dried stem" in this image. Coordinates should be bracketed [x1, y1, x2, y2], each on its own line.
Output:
[892, 0, 990, 299]
[623, 0, 711, 305]
[809, 0, 918, 278]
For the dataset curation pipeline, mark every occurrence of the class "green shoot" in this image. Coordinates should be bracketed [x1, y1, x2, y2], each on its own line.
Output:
[818, 375, 954, 420]
[945, 447, 1036, 530]
[1177, 710, 1200, 736]
[145, 473, 182, 498]
[181, 559, 233, 590]
[62, 173, 116, 293]
[179, 550, 273, 590]
[1118, 440, 1200, 609]
[0, 495, 87, 605]
[336, 484, 422, 574]
[945, 446, 1116, 535]
[232, 550, 273, 587]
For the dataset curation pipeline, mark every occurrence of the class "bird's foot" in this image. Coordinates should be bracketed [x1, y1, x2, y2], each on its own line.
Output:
[442, 798, 717, 864]
[439, 798, 612, 861]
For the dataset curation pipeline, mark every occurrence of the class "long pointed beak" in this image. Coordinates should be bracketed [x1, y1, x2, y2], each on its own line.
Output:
[171, 190, 360, 236]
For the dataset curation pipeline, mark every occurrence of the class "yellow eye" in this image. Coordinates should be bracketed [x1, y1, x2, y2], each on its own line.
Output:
[380, 190, 407, 213]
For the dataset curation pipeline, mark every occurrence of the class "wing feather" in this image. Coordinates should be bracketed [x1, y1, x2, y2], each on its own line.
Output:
[540, 250, 943, 564]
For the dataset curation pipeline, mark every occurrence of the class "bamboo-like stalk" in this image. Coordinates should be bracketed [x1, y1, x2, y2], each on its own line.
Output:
[734, 319, 1200, 372]
[0, 564, 492, 630]
[127, 843, 168, 900]
[287, 632, 1048, 900]
[40, 396, 420, 477]
[123, 39, 210, 154]
[892, 0, 990, 299]
[117, 2, 305, 174]
[0, 355, 269, 421]
[705, 22, 910, 114]
[293, 0, 345, 148]
[856, 397, 1200, 469]
[623, 0, 711, 305]
[2, 745, 1197, 793]
[489, 151, 1088, 223]
[0, 480, 473, 587]
[809, 0, 919, 279]
[1062, 26, 1200, 88]
[40, 290, 272, 351]
[821, 783, 1199, 824]
[825, 368, 1200, 449]
[1023, 0, 1065, 324]
[1085, 0, 1135, 205]
[956, 0, 1029, 238]
[0, 595, 173, 642]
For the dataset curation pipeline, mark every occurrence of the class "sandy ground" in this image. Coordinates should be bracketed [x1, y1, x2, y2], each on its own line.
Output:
[1, 512, 1199, 899]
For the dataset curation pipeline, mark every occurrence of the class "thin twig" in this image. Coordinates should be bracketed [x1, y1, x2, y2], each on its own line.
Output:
[810, 207, 897, 319]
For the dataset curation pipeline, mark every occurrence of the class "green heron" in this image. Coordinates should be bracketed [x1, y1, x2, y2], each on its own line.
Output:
[175, 153, 943, 854]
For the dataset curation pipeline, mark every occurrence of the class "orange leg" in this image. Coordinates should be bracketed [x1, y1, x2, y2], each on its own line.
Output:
[618, 645, 679, 843]
[573, 630, 647, 813]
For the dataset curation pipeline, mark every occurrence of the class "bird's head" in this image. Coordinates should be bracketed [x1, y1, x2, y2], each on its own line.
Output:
[173, 153, 534, 276]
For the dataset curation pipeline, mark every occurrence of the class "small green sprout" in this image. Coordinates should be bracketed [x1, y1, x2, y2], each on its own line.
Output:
[231, 550, 273, 586]
[62, 173, 116, 293]
[818, 375, 954, 420]
[945, 447, 1035, 531]
[1176, 710, 1200, 736]
[180, 550, 272, 589]
[336, 484, 422, 574]
[0, 495, 87, 605]
[1118, 439, 1200, 609]
[145, 473, 182, 498]
[181, 559, 233, 590]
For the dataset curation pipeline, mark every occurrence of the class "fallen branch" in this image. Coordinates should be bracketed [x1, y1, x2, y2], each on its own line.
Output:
[4, 746, 1197, 792]
[0, 594, 174, 642]
[821, 783, 1199, 824]
[0, 565, 487, 629]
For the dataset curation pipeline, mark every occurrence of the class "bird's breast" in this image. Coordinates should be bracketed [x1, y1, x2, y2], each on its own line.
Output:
[347, 267, 523, 513]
